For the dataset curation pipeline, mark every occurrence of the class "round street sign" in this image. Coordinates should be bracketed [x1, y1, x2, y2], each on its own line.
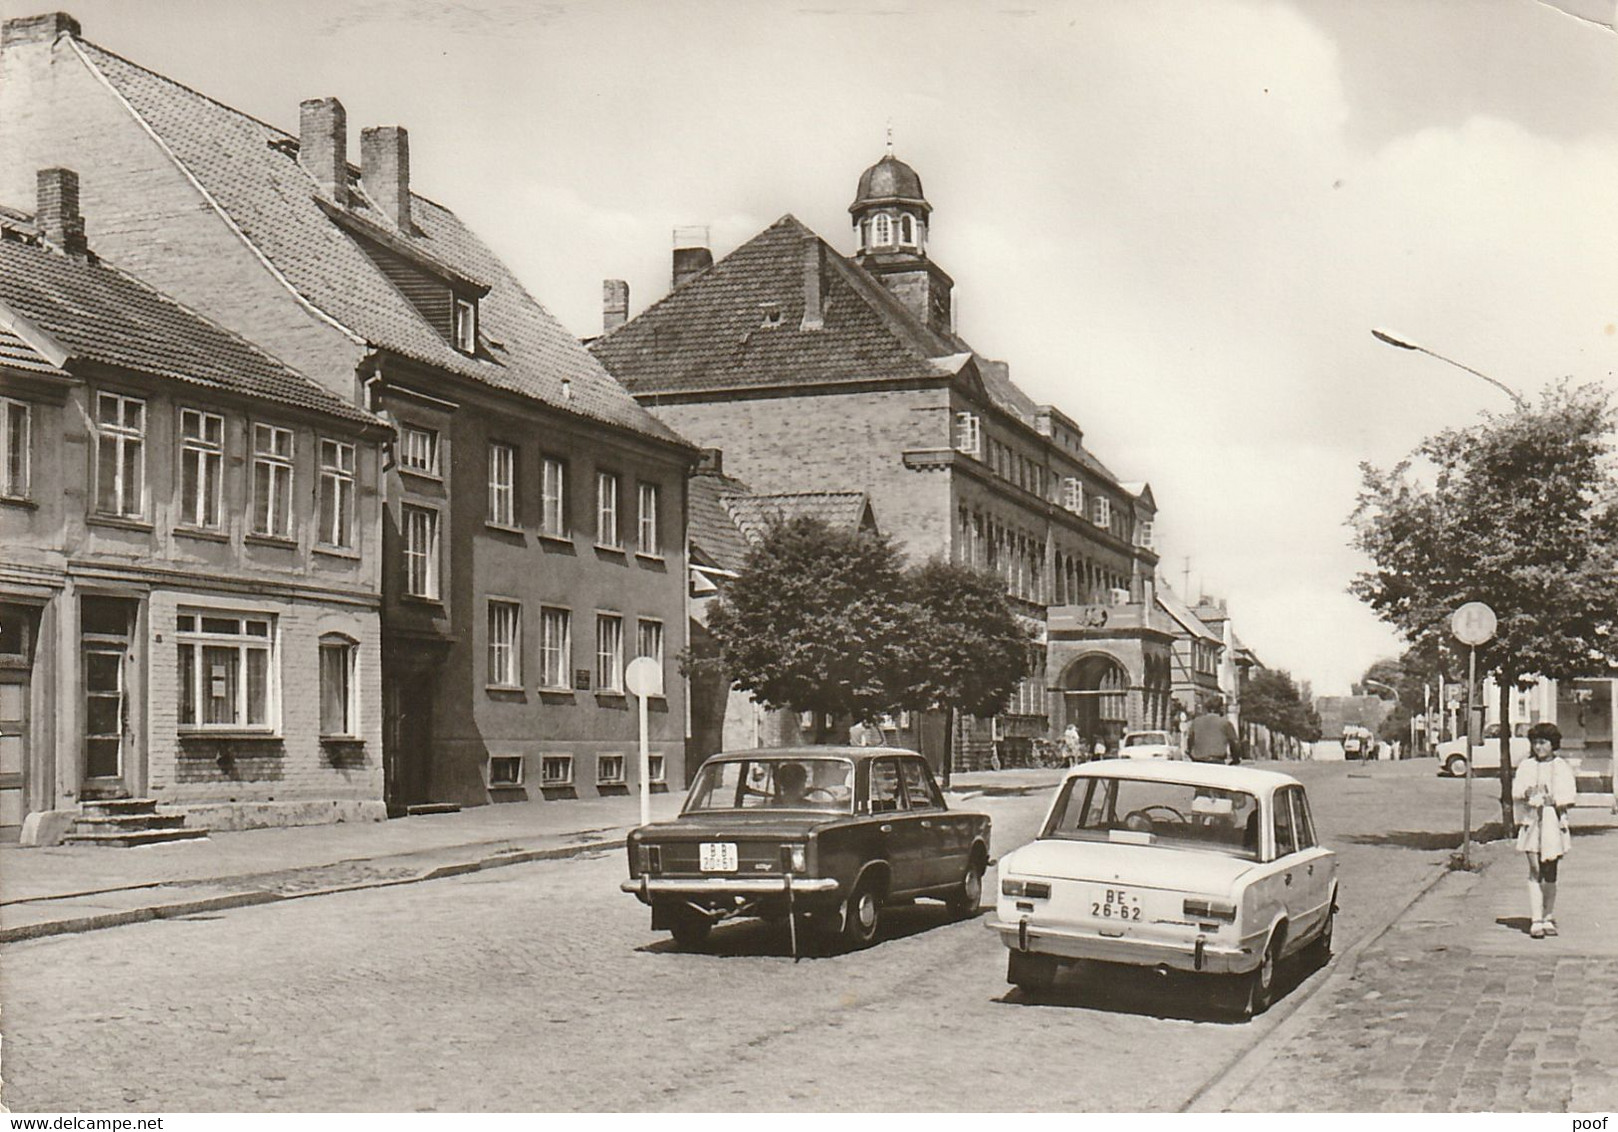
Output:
[1450, 601, 1498, 646]
[624, 655, 663, 698]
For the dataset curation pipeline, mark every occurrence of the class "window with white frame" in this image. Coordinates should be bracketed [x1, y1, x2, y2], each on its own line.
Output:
[453, 296, 478, 354]
[955, 411, 980, 457]
[872, 213, 893, 247]
[319, 634, 358, 738]
[488, 755, 524, 787]
[539, 606, 571, 690]
[647, 753, 666, 784]
[95, 391, 145, 517]
[637, 481, 660, 556]
[596, 753, 626, 785]
[541, 456, 567, 537]
[399, 424, 439, 476]
[1137, 519, 1155, 549]
[1, 397, 30, 498]
[1063, 477, 1084, 515]
[596, 470, 621, 548]
[1092, 496, 1112, 529]
[487, 600, 522, 688]
[636, 618, 664, 673]
[596, 613, 624, 692]
[177, 611, 276, 731]
[251, 424, 294, 537]
[403, 504, 440, 598]
[900, 213, 918, 246]
[488, 442, 516, 527]
[178, 409, 224, 528]
[540, 754, 574, 787]
[318, 439, 356, 548]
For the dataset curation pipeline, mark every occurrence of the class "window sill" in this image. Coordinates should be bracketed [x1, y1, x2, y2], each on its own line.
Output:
[537, 686, 576, 697]
[314, 543, 361, 561]
[398, 468, 443, 485]
[537, 532, 574, 548]
[320, 735, 365, 746]
[595, 689, 627, 701]
[485, 522, 525, 537]
[401, 593, 444, 606]
[634, 552, 666, 564]
[246, 533, 298, 549]
[539, 780, 575, 791]
[87, 514, 153, 533]
[0, 495, 37, 510]
[594, 543, 626, 556]
[485, 684, 527, 698]
[179, 730, 282, 742]
[174, 525, 229, 544]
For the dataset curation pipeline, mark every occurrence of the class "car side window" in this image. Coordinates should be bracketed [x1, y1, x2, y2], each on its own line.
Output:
[1291, 788, 1317, 850]
[869, 759, 902, 814]
[1272, 788, 1299, 859]
[898, 759, 943, 810]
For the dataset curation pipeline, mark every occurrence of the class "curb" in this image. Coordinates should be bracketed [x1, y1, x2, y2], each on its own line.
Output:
[0, 835, 630, 945]
[1179, 856, 1459, 1113]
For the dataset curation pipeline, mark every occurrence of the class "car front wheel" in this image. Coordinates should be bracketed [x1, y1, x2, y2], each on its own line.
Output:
[842, 876, 884, 948]
[947, 858, 986, 917]
[1444, 754, 1469, 777]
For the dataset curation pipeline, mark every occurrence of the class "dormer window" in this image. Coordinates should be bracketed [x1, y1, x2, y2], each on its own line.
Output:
[899, 214, 918, 247]
[871, 213, 893, 249]
[453, 295, 478, 354]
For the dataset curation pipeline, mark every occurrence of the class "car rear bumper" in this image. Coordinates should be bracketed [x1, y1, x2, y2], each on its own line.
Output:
[622, 876, 840, 901]
[986, 916, 1255, 974]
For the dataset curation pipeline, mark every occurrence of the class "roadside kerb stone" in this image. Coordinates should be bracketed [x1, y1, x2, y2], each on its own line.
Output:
[1179, 855, 1454, 1113]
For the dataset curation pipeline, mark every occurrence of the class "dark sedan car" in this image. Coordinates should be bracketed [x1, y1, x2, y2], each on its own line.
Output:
[622, 747, 992, 952]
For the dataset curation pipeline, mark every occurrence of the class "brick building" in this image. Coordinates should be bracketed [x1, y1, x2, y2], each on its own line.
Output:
[593, 153, 1172, 767]
[0, 170, 388, 840]
[0, 13, 698, 810]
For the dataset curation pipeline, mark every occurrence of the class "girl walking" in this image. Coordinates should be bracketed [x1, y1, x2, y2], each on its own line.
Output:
[1512, 721, 1577, 939]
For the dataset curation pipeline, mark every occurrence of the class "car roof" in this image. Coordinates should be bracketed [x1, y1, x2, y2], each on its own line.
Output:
[701, 747, 919, 763]
[1064, 758, 1299, 793]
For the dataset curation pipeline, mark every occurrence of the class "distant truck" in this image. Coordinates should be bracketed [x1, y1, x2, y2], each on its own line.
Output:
[1434, 724, 1529, 777]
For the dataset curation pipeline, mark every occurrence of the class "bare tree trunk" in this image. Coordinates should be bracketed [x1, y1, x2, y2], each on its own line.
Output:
[1498, 677, 1515, 832]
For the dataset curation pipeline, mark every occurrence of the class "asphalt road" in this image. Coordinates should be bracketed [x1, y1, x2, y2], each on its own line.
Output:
[0, 757, 1473, 1112]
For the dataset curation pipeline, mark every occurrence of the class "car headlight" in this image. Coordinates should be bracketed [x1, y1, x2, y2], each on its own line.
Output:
[779, 843, 807, 873]
[1001, 878, 1051, 899]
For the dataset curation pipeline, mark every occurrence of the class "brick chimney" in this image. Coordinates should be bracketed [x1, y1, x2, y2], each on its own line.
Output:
[800, 235, 826, 331]
[361, 126, 410, 229]
[299, 97, 347, 205]
[602, 279, 629, 332]
[1, 11, 80, 48]
[672, 227, 713, 290]
[37, 167, 87, 257]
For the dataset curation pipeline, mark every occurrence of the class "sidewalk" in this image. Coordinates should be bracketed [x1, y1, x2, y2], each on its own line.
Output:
[1196, 807, 1618, 1112]
[0, 769, 1057, 944]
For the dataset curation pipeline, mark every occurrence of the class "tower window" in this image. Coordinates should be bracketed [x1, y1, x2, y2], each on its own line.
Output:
[871, 213, 893, 248]
[900, 214, 917, 246]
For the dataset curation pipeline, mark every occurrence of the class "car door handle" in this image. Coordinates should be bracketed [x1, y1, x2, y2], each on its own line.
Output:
[1307, 863, 1314, 876]
[879, 824, 893, 834]
[1284, 873, 1293, 886]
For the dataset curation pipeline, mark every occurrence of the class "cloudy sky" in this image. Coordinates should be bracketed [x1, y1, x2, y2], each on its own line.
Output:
[15, 0, 1618, 694]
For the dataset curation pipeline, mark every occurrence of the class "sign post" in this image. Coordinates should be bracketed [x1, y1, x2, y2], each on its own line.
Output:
[1450, 601, 1497, 867]
[625, 656, 663, 828]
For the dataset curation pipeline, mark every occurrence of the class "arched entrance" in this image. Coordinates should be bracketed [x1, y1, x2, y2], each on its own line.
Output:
[1060, 653, 1130, 753]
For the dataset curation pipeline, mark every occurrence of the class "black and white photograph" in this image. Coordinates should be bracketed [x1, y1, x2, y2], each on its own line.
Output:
[1, 0, 1616, 1117]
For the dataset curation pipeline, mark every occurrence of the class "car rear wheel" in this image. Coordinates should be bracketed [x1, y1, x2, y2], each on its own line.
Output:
[1238, 931, 1283, 1018]
[1307, 900, 1336, 966]
[667, 906, 712, 950]
[842, 876, 884, 948]
[1007, 950, 1058, 995]
[1445, 754, 1469, 777]
[947, 857, 986, 917]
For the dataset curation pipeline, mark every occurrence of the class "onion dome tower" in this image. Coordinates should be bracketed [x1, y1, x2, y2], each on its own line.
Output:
[849, 150, 954, 335]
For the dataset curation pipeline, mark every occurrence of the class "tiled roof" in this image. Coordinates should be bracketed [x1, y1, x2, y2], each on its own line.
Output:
[591, 215, 955, 395]
[688, 468, 755, 574]
[723, 492, 873, 546]
[69, 38, 682, 446]
[0, 232, 375, 424]
[1155, 579, 1222, 643]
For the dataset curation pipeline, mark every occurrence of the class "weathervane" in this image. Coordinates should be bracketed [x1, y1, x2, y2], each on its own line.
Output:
[885, 120, 894, 156]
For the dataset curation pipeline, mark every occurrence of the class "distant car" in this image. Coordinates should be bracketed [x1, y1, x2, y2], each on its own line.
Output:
[622, 748, 992, 952]
[1435, 725, 1530, 777]
[1341, 730, 1368, 760]
[1120, 730, 1177, 761]
[989, 760, 1338, 1017]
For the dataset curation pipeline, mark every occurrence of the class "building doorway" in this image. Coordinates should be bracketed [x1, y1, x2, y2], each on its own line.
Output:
[1061, 654, 1130, 754]
[384, 670, 435, 815]
[81, 595, 137, 800]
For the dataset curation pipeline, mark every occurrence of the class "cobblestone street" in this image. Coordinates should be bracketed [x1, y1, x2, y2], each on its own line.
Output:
[0, 761, 1477, 1111]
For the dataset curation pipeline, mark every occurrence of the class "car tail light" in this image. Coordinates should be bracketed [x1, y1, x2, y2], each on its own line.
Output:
[638, 844, 662, 874]
[780, 843, 807, 873]
[1002, 878, 1051, 899]
[1183, 897, 1236, 922]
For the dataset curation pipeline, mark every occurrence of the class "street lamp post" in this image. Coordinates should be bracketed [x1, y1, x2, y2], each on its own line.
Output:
[1370, 329, 1528, 410]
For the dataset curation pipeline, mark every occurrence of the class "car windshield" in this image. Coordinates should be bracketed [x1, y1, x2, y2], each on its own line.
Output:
[1123, 733, 1167, 747]
[684, 757, 856, 814]
[1041, 775, 1261, 860]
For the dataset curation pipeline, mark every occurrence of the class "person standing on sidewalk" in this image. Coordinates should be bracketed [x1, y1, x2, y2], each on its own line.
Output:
[1512, 721, 1577, 939]
[1186, 698, 1240, 764]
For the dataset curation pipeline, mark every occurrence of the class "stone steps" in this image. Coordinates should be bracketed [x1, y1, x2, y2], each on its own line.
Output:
[60, 798, 208, 847]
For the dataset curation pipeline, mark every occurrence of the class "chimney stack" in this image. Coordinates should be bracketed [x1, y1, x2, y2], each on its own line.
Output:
[800, 235, 826, 330]
[671, 226, 713, 290]
[36, 167, 87, 258]
[1, 11, 80, 48]
[299, 97, 348, 205]
[697, 448, 724, 474]
[361, 126, 410, 229]
[602, 279, 629, 332]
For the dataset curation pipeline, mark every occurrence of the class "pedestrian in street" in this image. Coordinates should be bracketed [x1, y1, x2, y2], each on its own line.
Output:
[1060, 724, 1082, 767]
[1512, 721, 1577, 939]
[1186, 698, 1239, 764]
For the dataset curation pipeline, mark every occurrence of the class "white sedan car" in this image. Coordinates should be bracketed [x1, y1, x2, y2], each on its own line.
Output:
[989, 760, 1338, 1017]
[1120, 730, 1177, 760]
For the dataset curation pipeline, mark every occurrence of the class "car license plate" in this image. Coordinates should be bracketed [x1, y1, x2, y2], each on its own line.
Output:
[1091, 886, 1142, 922]
[699, 842, 738, 872]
